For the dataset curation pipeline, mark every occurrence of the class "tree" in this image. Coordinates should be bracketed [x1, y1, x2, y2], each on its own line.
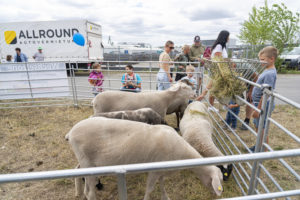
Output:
[239, 2, 273, 46]
[270, 3, 300, 54]
[239, 0, 300, 69]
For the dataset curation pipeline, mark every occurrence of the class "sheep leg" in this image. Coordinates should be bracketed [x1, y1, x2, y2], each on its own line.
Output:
[143, 172, 161, 200]
[159, 176, 170, 200]
[75, 178, 85, 199]
[84, 176, 98, 200]
[75, 164, 85, 199]
[176, 112, 180, 129]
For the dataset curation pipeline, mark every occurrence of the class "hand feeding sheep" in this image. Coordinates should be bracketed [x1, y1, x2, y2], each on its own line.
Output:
[65, 117, 223, 200]
[92, 81, 195, 121]
[179, 101, 233, 181]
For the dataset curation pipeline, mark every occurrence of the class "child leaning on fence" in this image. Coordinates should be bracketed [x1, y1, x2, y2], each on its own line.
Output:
[249, 46, 278, 152]
[224, 100, 240, 130]
[88, 62, 104, 96]
[121, 65, 142, 92]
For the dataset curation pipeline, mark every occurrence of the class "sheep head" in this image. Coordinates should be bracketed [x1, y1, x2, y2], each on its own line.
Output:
[193, 166, 223, 196]
[169, 82, 195, 99]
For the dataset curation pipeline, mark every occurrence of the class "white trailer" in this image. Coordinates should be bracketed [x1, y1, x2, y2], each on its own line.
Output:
[0, 20, 103, 62]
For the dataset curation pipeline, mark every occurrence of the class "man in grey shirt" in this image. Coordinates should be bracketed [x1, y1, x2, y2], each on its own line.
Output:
[33, 47, 45, 61]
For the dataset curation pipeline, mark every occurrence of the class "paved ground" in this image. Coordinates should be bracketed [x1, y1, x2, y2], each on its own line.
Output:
[72, 73, 300, 105]
[275, 74, 300, 105]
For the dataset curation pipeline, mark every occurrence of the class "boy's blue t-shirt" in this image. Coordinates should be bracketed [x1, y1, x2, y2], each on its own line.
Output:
[180, 76, 197, 90]
[252, 68, 277, 103]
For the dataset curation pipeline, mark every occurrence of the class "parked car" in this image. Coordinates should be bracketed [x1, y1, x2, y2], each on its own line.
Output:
[280, 47, 300, 70]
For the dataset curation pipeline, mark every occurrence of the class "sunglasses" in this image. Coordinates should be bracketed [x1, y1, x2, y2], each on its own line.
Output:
[169, 46, 174, 49]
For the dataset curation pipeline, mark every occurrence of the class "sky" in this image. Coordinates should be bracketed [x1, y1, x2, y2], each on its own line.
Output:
[0, 0, 299, 47]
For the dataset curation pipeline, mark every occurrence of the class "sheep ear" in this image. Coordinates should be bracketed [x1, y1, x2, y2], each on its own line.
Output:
[169, 83, 180, 91]
[212, 175, 223, 196]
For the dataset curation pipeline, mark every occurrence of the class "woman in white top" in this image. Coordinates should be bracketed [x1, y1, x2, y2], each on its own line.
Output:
[196, 30, 230, 105]
[211, 30, 229, 58]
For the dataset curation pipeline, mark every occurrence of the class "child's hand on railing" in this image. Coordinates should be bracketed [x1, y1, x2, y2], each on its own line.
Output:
[252, 110, 260, 118]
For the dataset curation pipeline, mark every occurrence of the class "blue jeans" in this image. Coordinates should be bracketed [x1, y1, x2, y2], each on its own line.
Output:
[157, 69, 170, 91]
[225, 105, 240, 129]
[120, 87, 141, 93]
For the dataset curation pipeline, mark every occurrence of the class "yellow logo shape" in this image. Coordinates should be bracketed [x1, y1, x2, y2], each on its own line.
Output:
[4, 31, 17, 44]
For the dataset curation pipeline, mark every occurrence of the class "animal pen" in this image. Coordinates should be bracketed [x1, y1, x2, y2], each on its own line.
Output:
[0, 59, 299, 200]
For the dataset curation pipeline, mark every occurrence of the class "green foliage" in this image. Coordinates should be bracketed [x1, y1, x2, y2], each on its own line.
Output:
[239, 2, 273, 45]
[239, 0, 300, 70]
[271, 3, 300, 54]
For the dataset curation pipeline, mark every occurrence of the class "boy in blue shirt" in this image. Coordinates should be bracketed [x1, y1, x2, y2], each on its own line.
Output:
[121, 65, 142, 92]
[250, 46, 278, 152]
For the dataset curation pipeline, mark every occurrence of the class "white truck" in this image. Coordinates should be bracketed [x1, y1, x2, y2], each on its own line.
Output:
[0, 20, 103, 62]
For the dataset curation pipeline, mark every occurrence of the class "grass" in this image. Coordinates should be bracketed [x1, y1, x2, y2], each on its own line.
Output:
[211, 104, 300, 196]
[0, 104, 299, 200]
[277, 68, 300, 74]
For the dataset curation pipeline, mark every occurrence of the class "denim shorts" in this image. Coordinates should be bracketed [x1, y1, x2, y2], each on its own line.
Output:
[253, 101, 273, 129]
[157, 69, 170, 90]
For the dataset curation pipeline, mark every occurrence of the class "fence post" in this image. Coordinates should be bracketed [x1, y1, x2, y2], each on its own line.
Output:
[118, 46, 121, 68]
[150, 45, 153, 62]
[107, 61, 111, 90]
[197, 61, 201, 95]
[24, 62, 33, 99]
[149, 61, 152, 91]
[252, 91, 291, 199]
[75, 61, 79, 70]
[117, 170, 127, 200]
[69, 61, 77, 107]
[74, 61, 79, 106]
[248, 84, 270, 195]
[200, 63, 204, 94]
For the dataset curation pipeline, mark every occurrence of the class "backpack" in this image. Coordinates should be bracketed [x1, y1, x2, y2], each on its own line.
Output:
[124, 73, 138, 89]
[125, 73, 137, 83]
[203, 47, 212, 59]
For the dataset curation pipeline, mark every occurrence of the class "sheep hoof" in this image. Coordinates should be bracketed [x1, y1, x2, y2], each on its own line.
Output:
[96, 179, 103, 190]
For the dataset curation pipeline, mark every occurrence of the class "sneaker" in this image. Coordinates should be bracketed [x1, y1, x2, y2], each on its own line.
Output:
[240, 122, 249, 131]
[249, 145, 255, 153]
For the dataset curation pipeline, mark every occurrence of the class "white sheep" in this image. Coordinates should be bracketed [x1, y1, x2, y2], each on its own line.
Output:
[93, 108, 166, 125]
[66, 117, 223, 200]
[166, 79, 195, 128]
[166, 97, 189, 129]
[92, 81, 195, 119]
[179, 101, 233, 181]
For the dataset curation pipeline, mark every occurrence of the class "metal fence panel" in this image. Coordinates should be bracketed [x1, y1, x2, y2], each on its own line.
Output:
[0, 60, 299, 200]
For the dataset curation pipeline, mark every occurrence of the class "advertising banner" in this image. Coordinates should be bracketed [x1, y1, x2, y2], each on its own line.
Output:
[0, 62, 70, 100]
